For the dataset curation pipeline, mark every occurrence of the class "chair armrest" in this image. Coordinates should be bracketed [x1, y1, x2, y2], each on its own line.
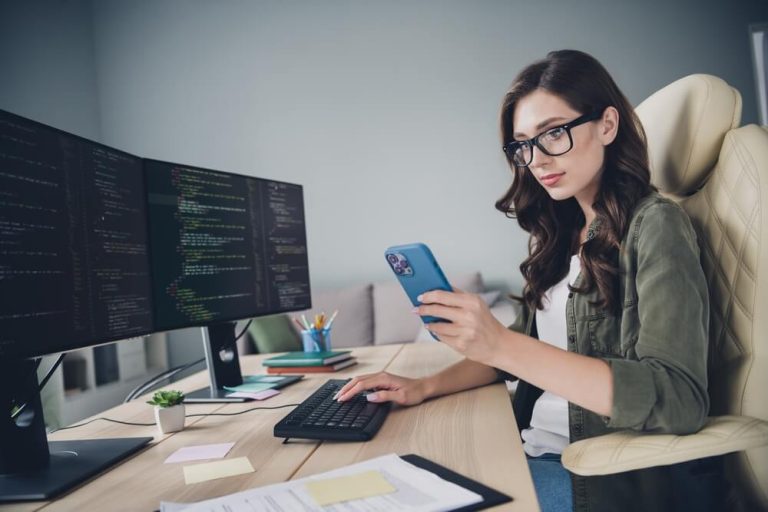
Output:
[561, 415, 768, 476]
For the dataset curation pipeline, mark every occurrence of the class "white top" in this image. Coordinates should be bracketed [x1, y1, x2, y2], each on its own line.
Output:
[521, 254, 581, 457]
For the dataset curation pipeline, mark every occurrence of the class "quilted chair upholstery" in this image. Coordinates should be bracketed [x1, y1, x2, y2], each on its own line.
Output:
[561, 74, 768, 511]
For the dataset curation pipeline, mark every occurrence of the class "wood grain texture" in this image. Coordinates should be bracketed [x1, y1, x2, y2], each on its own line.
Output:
[1, 343, 538, 511]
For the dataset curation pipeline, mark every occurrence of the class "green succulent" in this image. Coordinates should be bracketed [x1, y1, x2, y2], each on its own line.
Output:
[147, 390, 185, 408]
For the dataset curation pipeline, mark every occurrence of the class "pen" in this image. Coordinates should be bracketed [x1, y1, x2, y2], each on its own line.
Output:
[325, 309, 339, 329]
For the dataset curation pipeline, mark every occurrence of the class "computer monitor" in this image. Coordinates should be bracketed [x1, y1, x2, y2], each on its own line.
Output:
[0, 109, 312, 501]
[144, 159, 311, 400]
[0, 108, 157, 501]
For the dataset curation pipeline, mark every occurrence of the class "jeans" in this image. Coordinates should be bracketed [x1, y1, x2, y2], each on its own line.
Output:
[526, 453, 573, 512]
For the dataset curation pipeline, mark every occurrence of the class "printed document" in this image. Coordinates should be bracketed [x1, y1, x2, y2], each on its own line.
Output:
[160, 453, 483, 512]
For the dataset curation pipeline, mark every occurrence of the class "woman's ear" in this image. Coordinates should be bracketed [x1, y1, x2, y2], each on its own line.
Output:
[598, 106, 619, 146]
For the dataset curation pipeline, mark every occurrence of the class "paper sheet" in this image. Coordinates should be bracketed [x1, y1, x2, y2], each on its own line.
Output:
[182, 457, 255, 485]
[165, 443, 235, 464]
[305, 470, 396, 505]
[162, 453, 482, 511]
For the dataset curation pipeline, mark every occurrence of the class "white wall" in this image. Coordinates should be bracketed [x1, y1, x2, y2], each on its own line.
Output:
[87, 0, 767, 294]
[0, 0, 100, 140]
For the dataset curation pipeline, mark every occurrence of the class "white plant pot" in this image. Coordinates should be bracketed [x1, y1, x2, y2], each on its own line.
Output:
[154, 404, 185, 434]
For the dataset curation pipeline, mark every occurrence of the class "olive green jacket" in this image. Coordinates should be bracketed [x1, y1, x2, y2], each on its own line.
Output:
[500, 193, 725, 511]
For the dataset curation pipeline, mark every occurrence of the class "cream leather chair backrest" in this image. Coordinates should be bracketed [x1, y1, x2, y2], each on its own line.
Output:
[636, 74, 768, 510]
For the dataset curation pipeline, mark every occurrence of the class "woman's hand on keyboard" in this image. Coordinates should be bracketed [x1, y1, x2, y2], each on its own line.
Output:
[334, 372, 427, 406]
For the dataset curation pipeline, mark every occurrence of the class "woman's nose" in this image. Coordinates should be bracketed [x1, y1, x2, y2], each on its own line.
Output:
[528, 145, 552, 169]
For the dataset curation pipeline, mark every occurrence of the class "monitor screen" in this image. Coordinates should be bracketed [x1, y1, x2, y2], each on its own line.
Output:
[143, 160, 311, 331]
[0, 110, 154, 358]
[0, 111, 312, 359]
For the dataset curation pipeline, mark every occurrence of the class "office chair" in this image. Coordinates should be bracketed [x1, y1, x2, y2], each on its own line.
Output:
[560, 74, 768, 511]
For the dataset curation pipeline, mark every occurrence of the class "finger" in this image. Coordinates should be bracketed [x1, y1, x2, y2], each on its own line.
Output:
[418, 289, 468, 307]
[365, 389, 399, 404]
[336, 377, 377, 401]
[426, 321, 462, 337]
[336, 373, 393, 401]
[417, 304, 462, 322]
[335, 375, 366, 398]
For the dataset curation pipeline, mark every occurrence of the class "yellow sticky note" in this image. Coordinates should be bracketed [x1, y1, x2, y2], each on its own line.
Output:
[305, 470, 396, 506]
[183, 457, 255, 485]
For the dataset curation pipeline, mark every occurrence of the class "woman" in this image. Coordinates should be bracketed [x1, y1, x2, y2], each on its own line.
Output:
[336, 50, 723, 512]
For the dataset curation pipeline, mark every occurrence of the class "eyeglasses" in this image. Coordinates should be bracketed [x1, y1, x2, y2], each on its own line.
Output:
[502, 110, 603, 168]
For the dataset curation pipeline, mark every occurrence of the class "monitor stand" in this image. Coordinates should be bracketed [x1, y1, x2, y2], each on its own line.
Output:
[0, 358, 151, 503]
[183, 322, 249, 403]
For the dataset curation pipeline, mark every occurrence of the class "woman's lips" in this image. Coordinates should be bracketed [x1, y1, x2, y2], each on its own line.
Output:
[540, 172, 565, 186]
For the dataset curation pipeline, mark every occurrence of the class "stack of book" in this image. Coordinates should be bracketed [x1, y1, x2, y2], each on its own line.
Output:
[262, 350, 357, 374]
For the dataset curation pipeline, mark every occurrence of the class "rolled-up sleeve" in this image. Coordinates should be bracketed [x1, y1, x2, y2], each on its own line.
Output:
[606, 202, 710, 434]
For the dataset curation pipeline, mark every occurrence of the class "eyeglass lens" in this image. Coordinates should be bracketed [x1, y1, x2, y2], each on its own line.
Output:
[512, 126, 572, 167]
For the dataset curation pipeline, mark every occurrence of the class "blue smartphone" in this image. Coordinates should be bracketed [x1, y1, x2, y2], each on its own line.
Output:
[384, 243, 453, 334]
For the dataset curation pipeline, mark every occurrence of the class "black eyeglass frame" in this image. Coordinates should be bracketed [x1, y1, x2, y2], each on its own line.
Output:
[502, 110, 604, 168]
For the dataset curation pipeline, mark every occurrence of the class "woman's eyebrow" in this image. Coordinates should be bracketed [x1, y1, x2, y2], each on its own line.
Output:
[513, 116, 568, 139]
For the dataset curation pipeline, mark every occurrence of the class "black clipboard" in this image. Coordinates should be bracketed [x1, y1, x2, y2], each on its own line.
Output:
[401, 454, 513, 511]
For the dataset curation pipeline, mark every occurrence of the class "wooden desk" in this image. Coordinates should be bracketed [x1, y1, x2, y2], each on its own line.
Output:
[4, 343, 538, 512]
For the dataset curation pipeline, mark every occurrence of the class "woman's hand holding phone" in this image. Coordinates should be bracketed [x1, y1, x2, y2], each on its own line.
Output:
[384, 243, 507, 360]
[414, 288, 507, 366]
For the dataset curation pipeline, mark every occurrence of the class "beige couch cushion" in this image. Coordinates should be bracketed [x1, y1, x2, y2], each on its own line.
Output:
[373, 272, 484, 345]
[300, 283, 374, 348]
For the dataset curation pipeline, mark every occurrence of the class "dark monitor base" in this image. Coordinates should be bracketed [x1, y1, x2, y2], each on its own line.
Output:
[183, 386, 247, 403]
[0, 437, 151, 503]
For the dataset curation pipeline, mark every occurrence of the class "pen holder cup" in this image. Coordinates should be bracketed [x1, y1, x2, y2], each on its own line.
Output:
[301, 329, 331, 352]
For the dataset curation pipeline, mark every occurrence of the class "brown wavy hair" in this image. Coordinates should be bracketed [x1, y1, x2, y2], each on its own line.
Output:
[495, 50, 656, 312]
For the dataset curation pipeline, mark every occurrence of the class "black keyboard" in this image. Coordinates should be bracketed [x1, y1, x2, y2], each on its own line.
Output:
[274, 379, 392, 441]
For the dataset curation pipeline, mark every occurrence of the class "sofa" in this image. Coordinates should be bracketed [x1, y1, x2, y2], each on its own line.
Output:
[238, 272, 520, 354]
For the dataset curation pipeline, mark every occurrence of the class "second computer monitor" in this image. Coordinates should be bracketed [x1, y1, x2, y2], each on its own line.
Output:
[144, 159, 311, 332]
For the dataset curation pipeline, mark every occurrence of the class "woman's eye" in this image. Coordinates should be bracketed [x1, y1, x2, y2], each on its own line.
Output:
[543, 127, 565, 141]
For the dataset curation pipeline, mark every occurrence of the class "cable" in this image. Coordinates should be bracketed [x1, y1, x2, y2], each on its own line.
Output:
[10, 354, 67, 420]
[124, 320, 253, 403]
[51, 403, 301, 431]
[123, 357, 205, 403]
[38, 353, 66, 391]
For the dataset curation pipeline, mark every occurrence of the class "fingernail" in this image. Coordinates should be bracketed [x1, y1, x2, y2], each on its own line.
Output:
[366, 393, 378, 402]
[416, 294, 423, 302]
[411, 307, 419, 314]
[332, 392, 339, 400]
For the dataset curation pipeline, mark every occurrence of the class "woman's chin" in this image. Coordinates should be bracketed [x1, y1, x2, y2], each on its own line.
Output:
[544, 188, 574, 201]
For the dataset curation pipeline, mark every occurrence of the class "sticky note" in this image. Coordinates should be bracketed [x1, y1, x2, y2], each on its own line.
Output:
[305, 470, 397, 506]
[226, 389, 280, 400]
[183, 457, 255, 485]
[164, 442, 235, 464]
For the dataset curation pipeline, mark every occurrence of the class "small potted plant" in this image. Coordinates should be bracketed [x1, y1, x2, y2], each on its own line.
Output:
[147, 390, 186, 434]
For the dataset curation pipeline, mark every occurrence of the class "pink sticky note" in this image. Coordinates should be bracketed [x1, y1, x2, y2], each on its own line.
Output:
[226, 389, 280, 400]
[164, 442, 235, 464]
